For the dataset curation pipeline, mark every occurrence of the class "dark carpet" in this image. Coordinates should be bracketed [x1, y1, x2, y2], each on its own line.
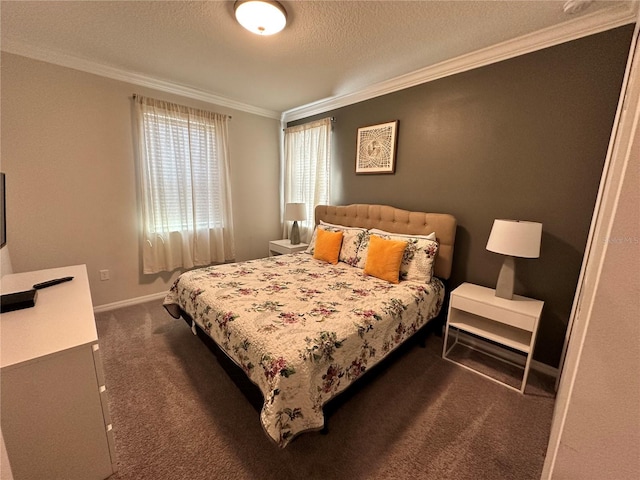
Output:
[97, 300, 555, 480]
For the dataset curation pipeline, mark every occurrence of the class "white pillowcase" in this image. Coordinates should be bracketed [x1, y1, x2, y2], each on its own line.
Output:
[357, 230, 439, 283]
[369, 228, 436, 241]
[319, 220, 362, 229]
[372, 232, 438, 283]
[306, 222, 367, 267]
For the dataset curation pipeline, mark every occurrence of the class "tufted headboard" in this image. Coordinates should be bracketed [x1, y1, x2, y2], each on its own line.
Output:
[315, 204, 457, 280]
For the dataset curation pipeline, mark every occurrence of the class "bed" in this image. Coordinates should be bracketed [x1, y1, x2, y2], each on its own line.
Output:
[164, 204, 457, 447]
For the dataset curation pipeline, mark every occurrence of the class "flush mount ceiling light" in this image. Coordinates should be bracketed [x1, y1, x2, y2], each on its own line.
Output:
[562, 0, 593, 14]
[234, 1, 287, 36]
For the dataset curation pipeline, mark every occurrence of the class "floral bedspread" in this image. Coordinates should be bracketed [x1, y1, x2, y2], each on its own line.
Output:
[163, 252, 444, 447]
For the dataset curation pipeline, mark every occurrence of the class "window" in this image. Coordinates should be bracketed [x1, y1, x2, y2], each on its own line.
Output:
[134, 96, 235, 273]
[283, 117, 332, 242]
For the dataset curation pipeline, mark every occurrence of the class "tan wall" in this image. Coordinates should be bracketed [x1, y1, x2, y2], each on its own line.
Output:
[0, 52, 281, 307]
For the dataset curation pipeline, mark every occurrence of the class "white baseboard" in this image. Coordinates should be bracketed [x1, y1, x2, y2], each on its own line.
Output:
[453, 331, 559, 379]
[93, 291, 168, 314]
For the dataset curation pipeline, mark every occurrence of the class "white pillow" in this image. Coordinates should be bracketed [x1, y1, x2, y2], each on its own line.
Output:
[306, 223, 367, 267]
[320, 220, 367, 231]
[319, 220, 340, 228]
[369, 228, 436, 241]
[361, 231, 439, 283]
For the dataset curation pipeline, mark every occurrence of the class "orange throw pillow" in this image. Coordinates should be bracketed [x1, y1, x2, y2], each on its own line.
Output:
[364, 235, 408, 284]
[313, 228, 344, 265]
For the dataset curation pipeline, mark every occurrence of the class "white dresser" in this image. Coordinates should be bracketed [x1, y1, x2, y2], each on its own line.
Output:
[0, 265, 116, 480]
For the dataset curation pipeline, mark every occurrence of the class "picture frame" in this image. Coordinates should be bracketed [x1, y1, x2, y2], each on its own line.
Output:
[355, 120, 398, 174]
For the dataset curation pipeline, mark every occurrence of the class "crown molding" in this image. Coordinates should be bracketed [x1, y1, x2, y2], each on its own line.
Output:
[0, 40, 281, 120]
[2, 2, 635, 124]
[282, 2, 637, 123]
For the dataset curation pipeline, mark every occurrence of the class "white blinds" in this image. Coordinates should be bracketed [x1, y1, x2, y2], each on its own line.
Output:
[134, 96, 235, 273]
[283, 118, 332, 242]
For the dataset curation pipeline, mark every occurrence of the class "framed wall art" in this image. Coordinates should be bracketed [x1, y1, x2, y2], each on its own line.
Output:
[355, 120, 398, 174]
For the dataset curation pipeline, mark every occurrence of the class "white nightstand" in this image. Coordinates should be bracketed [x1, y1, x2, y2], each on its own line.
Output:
[442, 282, 544, 393]
[269, 239, 309, 256]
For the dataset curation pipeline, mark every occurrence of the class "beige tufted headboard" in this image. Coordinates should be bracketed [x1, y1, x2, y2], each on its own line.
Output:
[315, 204, 457, 280]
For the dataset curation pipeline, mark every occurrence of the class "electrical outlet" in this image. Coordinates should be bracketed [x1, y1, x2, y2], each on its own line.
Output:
[99, 269, 110, 281]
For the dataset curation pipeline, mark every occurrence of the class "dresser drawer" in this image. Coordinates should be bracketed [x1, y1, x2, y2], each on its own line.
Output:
[451, 294, 536, 332]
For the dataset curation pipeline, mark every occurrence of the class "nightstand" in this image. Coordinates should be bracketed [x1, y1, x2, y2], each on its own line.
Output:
[442, 282, 544, 393]
[269, 239, 309, 256]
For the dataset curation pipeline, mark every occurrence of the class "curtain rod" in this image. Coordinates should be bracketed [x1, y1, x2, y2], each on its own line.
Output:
[132, 94, 232, 119]
[283, 117, 336, 131]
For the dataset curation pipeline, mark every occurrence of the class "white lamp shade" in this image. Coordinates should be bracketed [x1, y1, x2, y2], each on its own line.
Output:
[284, 203, 307, 222]
[234, 1, 287, 36]
[486, 219, 542, 258]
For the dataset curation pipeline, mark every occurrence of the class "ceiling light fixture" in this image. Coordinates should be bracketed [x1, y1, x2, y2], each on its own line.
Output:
[562, 0, 593, 15]
[234, 1, 287, 36]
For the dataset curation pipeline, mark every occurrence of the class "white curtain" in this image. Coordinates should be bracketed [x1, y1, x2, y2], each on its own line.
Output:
[283, 117, 332, 242]
[134, 95, 235, 274]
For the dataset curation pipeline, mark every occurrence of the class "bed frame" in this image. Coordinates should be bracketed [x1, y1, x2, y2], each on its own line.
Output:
[178, 204, 457, 439]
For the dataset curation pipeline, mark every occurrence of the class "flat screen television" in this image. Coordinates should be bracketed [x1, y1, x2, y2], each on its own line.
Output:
[0, 172, 6, 249]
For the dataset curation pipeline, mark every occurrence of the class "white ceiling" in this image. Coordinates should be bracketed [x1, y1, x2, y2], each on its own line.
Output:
[1, 1, 636, 120]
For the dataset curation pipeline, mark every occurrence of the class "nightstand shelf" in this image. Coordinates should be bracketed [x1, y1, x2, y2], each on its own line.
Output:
[269, 239, 308, 256]
[448, 309, 532, 352]
[442, 282, 544, 393]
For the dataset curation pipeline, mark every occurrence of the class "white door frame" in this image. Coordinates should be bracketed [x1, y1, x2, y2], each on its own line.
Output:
[541, 12, 639, 479]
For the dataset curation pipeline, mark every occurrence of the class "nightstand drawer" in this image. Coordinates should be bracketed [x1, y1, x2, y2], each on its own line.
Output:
[451, 294, 535, 332]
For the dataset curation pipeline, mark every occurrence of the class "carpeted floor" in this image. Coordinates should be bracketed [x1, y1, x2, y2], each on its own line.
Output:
[97, 300, 555, 480]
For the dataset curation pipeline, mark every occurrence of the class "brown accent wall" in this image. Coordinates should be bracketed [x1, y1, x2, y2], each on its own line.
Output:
[290, 25, 634, 367]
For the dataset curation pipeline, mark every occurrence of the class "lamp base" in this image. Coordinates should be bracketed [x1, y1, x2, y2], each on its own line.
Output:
[495, 256, 515, 300]
[290, 221, 301, 245]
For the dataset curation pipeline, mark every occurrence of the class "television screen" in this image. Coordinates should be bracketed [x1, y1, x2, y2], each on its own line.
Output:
[0, 173, 5, 248]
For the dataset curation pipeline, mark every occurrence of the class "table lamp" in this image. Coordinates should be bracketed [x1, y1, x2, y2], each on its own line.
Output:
[285, 203, 307, 245]
[486, 219, 542, 300]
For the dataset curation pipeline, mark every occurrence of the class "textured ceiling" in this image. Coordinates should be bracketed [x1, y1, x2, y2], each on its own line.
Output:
[0, 1, 635, 116]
